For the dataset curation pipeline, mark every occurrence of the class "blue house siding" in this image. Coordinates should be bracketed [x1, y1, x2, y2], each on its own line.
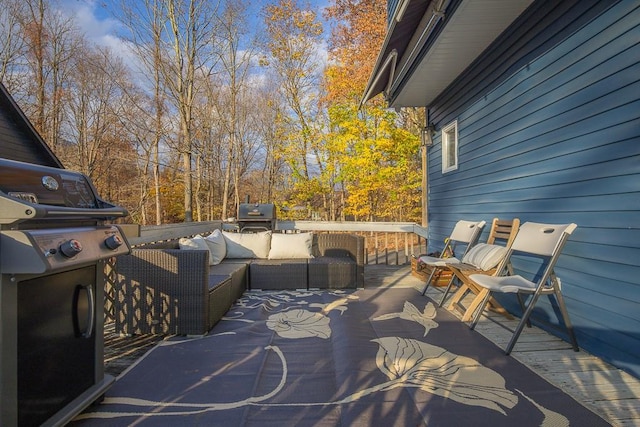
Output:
[425, 1, 640, 377]
[387, 0, 401, 23]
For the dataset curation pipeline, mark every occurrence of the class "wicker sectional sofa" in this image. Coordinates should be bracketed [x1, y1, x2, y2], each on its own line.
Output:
[114, 232, 364, 336]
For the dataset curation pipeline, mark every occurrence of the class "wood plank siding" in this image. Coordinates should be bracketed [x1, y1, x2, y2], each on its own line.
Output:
[0, 83, 62, 167]
[424, 0, 640, 377]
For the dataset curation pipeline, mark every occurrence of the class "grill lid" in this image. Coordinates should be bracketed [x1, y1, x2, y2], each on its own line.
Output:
[237, 203, 276, 231]
[0, 158, 128, 225]
[238, 203, 276, 220]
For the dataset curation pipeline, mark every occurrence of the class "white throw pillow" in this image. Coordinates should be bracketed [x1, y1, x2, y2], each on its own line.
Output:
[462, 243, 507, 271]
[222, 231, 272, 258]
[268, 232, 314, 259]
[204, 229, 226, 265]
[178, 235, 215, 265]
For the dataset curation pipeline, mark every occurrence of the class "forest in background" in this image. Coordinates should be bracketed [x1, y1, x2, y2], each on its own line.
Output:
[0, 0, 424, 225]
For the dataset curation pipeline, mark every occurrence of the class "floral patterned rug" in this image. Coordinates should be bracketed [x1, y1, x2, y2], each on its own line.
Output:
[73, 288, 609, 426]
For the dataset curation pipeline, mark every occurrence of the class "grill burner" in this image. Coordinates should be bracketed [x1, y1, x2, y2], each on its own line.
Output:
[237, 203, 276, 232]
[0, 158, 129, 426]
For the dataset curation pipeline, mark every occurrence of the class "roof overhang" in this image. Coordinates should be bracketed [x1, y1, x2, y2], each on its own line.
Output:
[0, 82, 64, 168]
[362, 0, 534, 108]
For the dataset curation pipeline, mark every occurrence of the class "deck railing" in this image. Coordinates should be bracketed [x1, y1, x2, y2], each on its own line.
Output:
[278, 221, 427, 265]
[119, 220, 428, 266]
[105, 221, 427, 324]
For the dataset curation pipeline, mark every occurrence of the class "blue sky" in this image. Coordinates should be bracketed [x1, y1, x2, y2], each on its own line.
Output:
[57, 0, 332, 76]
[60, 0, 332, 48]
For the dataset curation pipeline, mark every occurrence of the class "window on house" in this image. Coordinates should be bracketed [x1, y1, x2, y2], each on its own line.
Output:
[442, 120, 458, 173]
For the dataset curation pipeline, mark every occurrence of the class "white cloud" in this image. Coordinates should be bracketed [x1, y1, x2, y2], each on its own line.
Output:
[57, 0, 143, 80]
[57, 0, 136, 62]
[58, 0, 119, 44]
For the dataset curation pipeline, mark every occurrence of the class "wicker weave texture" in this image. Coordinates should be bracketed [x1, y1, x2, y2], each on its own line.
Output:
[308, 257, 357, 289]
[208, 277, 232, 328]
[210, 261, 248, 301]
[114, 232, 365, 335]
[116, 248, 210, 335]
[249, 259, 308, 290]
[316, 233, 365, 287]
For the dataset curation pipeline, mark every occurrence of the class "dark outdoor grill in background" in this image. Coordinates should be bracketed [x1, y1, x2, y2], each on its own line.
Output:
[0, 158, 130, 426]
[237, 203, 277, 232]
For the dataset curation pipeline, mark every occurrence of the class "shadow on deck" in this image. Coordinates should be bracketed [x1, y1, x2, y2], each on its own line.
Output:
[104, 264, 640, 427]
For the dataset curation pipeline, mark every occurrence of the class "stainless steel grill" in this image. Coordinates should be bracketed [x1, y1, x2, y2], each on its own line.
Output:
[237, 203, 276, 232]
[0, 158, 130, 426]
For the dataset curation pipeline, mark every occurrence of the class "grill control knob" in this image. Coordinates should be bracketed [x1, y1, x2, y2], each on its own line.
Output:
[104, 234, 123, 250]
[59, 239, 83, 258]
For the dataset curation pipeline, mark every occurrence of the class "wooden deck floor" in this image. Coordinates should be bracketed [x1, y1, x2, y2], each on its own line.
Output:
[103, 264, 640, 426]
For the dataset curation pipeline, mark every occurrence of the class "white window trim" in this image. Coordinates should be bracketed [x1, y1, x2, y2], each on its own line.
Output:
[442, 120, 458, 173]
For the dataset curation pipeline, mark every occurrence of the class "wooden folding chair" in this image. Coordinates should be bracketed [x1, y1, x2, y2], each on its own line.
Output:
[419, 220, 486, 295]
[468, 222, 579, 354]
[443, 218, 520, 321]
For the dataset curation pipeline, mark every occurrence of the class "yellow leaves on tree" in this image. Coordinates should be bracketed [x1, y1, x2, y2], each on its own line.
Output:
[327, 104, 421, 221]
[321, 0, 421, 222]
[263, 0, 323, 75]
[157, 170, 186, 223]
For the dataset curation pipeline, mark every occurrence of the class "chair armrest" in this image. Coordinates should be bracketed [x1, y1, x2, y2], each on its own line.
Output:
[115, 248, 209, 335]
[316, 233, 363, 262]
[133, 239, 180, 249]
[316, 233, 365, 287]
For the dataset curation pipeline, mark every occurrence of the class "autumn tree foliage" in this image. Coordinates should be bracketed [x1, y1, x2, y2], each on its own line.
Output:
[261, 0, 328, 217]
[0, 0, 422, 224]
[324, 0, 387, 103]
[324, 0, 422, 221]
